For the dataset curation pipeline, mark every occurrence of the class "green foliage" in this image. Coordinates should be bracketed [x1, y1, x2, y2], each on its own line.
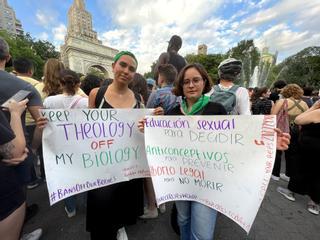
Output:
[87, 67, 106, 79]
[185, 53, 226, 83]
[143, 61, 157, 79]
[0, 30, 59, 80]
[227, 40, 260, 87]
[272, 47, 320, 89]
[143, 41, 320, 90]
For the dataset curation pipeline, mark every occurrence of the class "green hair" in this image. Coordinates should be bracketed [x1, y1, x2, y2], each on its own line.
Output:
[113, 51, 138, 67]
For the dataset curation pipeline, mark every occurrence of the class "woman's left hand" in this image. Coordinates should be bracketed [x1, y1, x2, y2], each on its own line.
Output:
[153, 107, 164, 116]
[274, 128, 290, 150]
[138, 118, 146, 133]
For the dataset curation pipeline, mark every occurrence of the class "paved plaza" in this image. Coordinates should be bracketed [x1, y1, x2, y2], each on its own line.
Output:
[24, 177, 320, 240]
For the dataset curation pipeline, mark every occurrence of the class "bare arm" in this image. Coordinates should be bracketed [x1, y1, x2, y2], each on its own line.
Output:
[271, 99, 284, 115]
[295, 100, 320, 125]
[28, 105, 43, 151]
[0, 99, 28, 158]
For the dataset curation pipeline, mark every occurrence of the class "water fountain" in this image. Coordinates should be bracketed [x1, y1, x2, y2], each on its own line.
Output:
[247, 47, 277, 88]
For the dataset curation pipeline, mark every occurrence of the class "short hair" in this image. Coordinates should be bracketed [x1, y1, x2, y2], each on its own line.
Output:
[273, 80, 287, 89]
[13, 58, 34, 74]
[303, 86, 313, 96]
[172, 63, 212, 97]
[80, 74, 102, 96]
[281, 84, 304, 99]
[0, 37, 9, 60]
[129, 73, 148, 103]
[59, 69, 80, 95]
[251, 86, 268, 102]
[158, 64, 177, 85]
[168, 35, 182, 51]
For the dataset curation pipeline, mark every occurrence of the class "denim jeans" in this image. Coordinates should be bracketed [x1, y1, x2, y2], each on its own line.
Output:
[65, 192, 87, 213]
[176, 200, 217, 240]
[64, 196, 76, 213]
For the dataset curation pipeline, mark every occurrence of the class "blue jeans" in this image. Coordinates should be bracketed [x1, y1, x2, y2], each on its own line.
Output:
[176, 201, 217, 240]
[64, 196, 76, 213]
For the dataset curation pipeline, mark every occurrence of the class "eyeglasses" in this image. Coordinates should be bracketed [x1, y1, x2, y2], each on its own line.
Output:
[182, 77, 204, 86]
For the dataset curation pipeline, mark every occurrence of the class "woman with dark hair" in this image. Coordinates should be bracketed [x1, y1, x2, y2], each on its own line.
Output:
[138, 64, 291, 240]
[251, 86, 273, 115]
[80, 74, 103, 96]
[169, 63, 226, 240]
[86, 51, 162, 240]
[140, 63, 226, 239]
[129, 73, 148, 104]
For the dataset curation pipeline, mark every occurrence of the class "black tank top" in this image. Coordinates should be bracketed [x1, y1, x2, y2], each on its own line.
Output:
[168, 52, 186, 74]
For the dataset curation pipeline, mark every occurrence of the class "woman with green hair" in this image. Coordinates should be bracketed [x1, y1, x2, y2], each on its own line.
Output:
[86, 51, 161, 240]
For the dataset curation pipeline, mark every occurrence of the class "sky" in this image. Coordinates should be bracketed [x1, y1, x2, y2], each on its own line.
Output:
[7, 0, 320, 74]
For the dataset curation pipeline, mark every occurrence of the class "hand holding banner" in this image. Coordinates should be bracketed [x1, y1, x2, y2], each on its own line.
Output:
[41, 108, 153, 205]
[144, 115, 276, 232]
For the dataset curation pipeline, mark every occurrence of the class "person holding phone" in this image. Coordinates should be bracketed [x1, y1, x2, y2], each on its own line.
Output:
[0, 99, 29, 240]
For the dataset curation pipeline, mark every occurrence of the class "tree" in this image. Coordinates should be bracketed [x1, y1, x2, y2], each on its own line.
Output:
[185, 53, 226, 83]
[227, 40, 260, 87]
[272, 47, 320, 89]
[143, 61, 157, 79]
[0, 30, 59, 80]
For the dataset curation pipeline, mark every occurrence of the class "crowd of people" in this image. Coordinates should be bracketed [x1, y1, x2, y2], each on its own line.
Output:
[0, 32, 317, 240]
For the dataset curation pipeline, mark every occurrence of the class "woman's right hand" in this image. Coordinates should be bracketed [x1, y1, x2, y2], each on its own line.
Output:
[5, 99, 28, 116]
[138, 118, 146, 133]
[36, 116, 48, 129]
[2, 148, 29, 166]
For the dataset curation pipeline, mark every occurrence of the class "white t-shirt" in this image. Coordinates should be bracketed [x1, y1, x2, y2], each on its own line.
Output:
[206, 85, 251, 115]
[43, 94, 88, 109]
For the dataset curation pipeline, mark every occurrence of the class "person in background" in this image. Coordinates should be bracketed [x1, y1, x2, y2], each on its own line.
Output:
[247, 87, 254, 99]
[36, 58, 87, 100]
[208, 58, 251, 115]
[251, 87, 273, 115]
[0, 37, 43, 239]
[291, 100, 320, 215]
[146, 78, 156, 99]
[0, 99, 28, 240]
[154, 35, 187, 81]
[269, 80, 287, 103]
[129, 73, 149, 104]
[269, 80, 287, 181]
[80, 74, 103, 96]
[43, 69, 87, 218]
[13, 58, 43, 188]
[301, 86, 314, 108]
[273, 84, 309, 199]
[140, 64, 179, 219]
[311, 89, 319, 102]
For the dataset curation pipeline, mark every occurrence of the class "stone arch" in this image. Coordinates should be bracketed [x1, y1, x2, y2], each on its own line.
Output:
[86, 64, 109, 78]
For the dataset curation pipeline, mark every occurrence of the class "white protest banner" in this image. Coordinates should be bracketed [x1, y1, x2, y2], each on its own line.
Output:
[144, 115, 276, 233]
[41, 108, 153, 205]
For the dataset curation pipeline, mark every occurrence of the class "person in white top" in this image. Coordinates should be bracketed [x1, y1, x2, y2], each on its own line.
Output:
[44, 70, 87, 109]
[207, 58, 251, 115]
[43, 69, 87, 218]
